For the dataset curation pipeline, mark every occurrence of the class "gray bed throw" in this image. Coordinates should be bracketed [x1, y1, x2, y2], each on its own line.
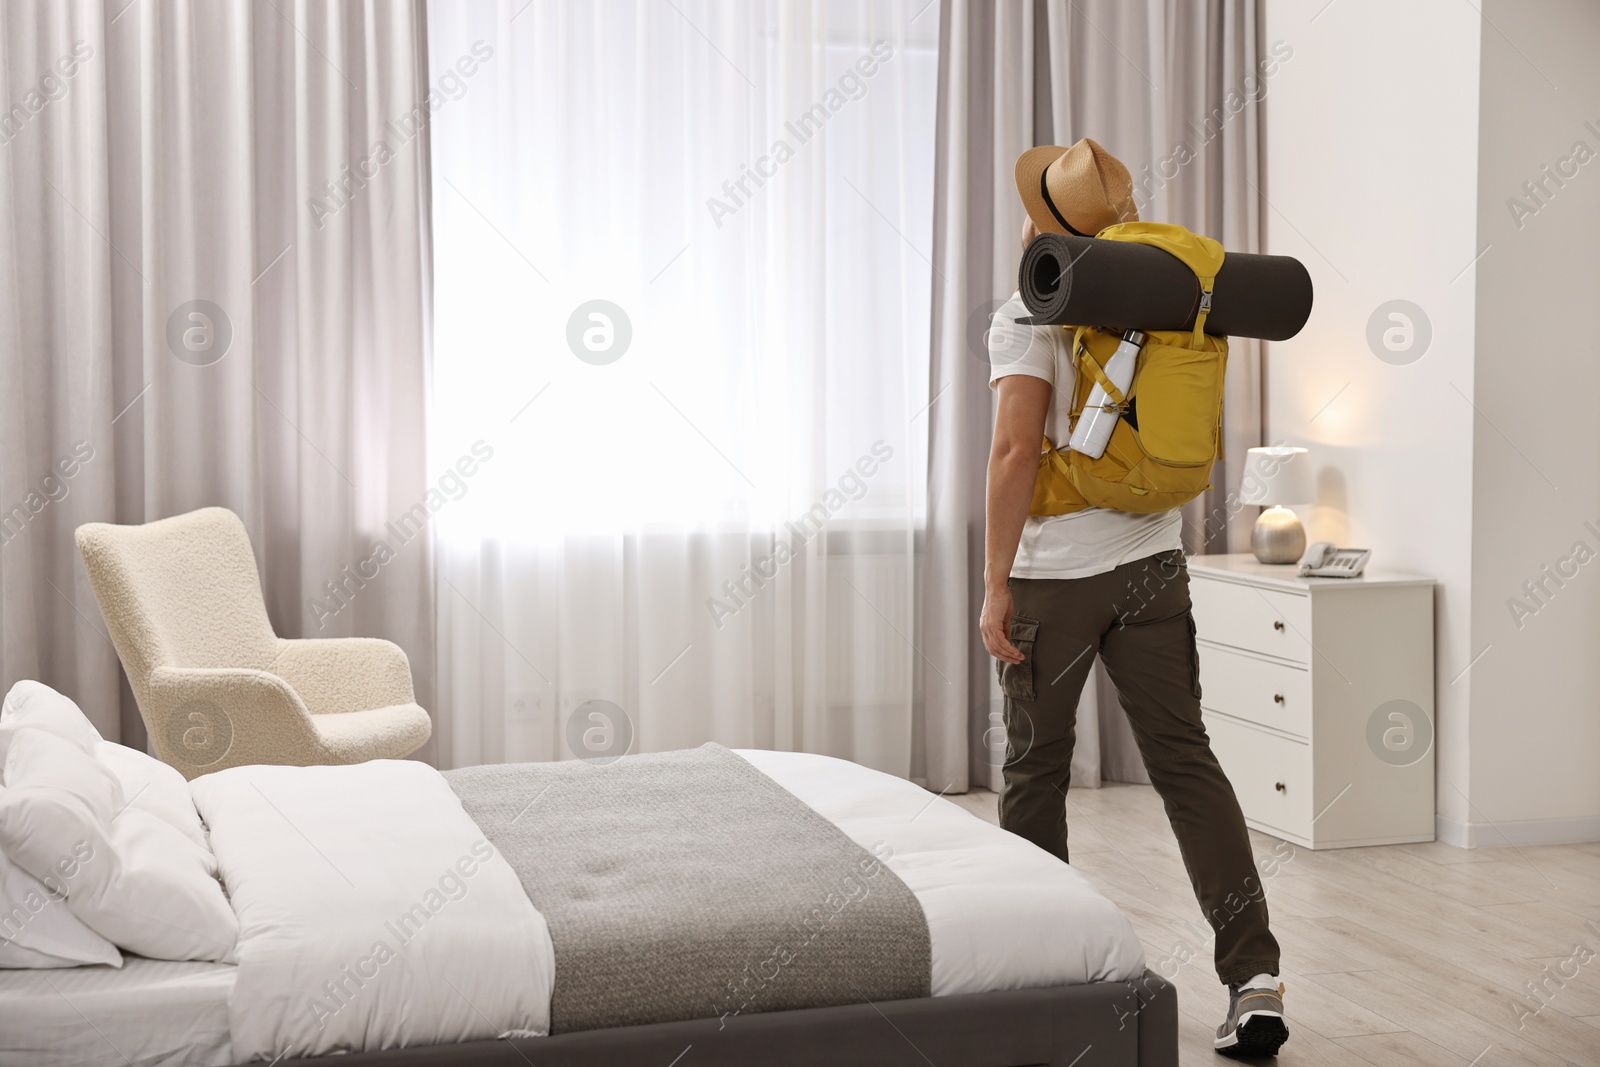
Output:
[445, 744, 931, 1033]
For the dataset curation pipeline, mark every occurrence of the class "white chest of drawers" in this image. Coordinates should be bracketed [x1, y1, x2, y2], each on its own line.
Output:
[1186, 553, 1436, 849]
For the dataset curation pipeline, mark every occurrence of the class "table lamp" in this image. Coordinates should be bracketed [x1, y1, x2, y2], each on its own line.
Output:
[1241, 446, 1312, 564]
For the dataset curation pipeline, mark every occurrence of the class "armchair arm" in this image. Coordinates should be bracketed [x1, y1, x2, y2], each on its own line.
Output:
[269, 637, 417, 715]
[145, 666, 322, 779]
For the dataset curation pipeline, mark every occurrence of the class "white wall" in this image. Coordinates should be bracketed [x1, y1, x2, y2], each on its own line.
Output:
[1260, 1, 1482, 837]
[1466, 0, 1600, 844]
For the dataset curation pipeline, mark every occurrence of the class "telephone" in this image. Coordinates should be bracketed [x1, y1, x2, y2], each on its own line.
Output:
[1297, 541, 1371, 579]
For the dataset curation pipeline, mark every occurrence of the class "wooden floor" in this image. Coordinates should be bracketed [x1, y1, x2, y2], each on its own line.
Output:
[947, 784, 1600, 1067]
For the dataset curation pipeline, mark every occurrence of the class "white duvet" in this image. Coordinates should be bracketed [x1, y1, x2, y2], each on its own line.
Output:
[190, 760, 554, 1060]
[737, 750, 1146, 995]
[190, 750, 1144, 1061]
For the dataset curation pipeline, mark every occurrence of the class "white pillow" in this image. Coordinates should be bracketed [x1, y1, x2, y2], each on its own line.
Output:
[95, 741, 210, 851]
[1, 682, 210, 851]
[0, 724, 122, 820]
[0, 728, 237, 962]
[0, 681, 104, 751]
[0, 842, 122, 969]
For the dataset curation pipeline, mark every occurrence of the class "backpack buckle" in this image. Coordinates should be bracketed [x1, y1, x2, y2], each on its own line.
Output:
[1199, 289, 1213, 313]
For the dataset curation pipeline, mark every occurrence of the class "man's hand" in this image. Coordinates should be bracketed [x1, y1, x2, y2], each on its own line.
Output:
[980, 584, 1023, 664]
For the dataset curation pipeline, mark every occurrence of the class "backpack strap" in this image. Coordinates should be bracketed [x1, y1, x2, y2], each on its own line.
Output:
[1066, 327, 1089, 423]
[1067, 326, 1130, 416]
[1074, 332, 1130, 414]
[1192, 274, 1216, 346]
[1079, 353, 1129, 414]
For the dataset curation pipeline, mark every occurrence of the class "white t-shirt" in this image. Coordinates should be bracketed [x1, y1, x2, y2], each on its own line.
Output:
[987, 291, 1182, 580]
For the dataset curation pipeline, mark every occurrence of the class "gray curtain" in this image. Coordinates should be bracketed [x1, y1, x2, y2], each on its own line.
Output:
[922, 0, 1267, 793]
[0, 0, 436, 755]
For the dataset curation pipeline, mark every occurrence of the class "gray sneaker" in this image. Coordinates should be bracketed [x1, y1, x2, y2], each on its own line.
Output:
[1215, 981, 1288, 1057]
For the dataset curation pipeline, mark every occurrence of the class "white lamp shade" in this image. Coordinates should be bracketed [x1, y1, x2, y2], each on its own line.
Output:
[1240, 446, 1312, 506]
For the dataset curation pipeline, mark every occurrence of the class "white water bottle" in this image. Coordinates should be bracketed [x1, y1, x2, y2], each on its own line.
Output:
[1069, 329, 1145, 460]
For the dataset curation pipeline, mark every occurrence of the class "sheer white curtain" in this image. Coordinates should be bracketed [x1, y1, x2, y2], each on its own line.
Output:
[426, 0, 940, 775]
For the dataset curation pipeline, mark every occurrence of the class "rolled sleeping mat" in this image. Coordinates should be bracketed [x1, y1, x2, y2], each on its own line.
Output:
[1017, 232, 1314, 341]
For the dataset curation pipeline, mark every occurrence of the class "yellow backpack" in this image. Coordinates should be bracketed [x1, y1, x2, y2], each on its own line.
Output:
[1029, 222, 1228, 516]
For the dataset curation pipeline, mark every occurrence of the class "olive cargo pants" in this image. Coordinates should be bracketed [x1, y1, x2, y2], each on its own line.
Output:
[996, 550, 1281, 986]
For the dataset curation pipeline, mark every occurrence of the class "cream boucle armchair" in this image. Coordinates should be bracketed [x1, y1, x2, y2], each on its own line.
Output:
[76, 507, 431, 779]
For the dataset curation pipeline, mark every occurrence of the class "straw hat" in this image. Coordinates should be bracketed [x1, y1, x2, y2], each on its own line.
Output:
[1015, 138, 1138, 237]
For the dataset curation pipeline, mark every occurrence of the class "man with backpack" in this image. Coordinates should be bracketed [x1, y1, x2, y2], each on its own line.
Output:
[979, 138, 1289, 1058]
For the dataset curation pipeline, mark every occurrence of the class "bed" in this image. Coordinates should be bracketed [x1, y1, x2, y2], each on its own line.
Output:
[0, 965, 1176, 1067]
[0, 740, 1177, 1067]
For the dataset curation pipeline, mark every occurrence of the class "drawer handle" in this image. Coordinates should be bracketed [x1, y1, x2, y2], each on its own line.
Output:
[1273, 693, 1285, 705]
[1272, 620, 1285, 631]
[1274, 781, 1286, 793]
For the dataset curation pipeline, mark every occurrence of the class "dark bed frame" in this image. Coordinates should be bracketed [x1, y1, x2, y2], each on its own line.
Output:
[296, 970, 1178, 1067]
